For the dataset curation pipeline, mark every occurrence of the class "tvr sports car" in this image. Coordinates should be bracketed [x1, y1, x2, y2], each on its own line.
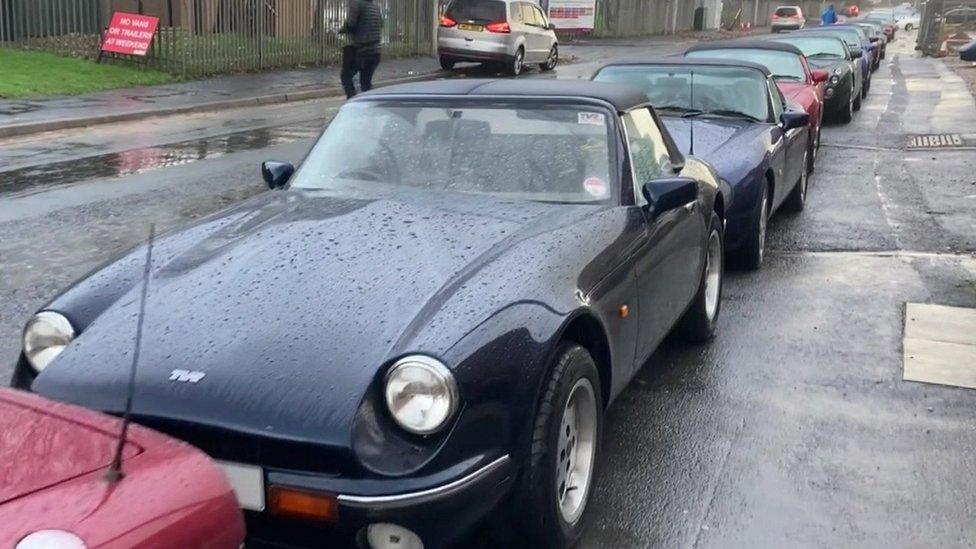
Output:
[797, 25, 875, 96]
[769, 33, 863, 122]
[684, 40, 825, 174]
[14, 79, 726, 549]
[594, 58, 811, 271]
[0, 388, 244, 549]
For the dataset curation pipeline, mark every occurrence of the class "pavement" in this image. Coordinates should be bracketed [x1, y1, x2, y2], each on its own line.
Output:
[2, 31, 976, 548]
[0, 30, 755, 139]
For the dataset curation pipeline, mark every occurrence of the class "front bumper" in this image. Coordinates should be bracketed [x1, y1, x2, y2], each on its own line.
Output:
[246, 455, 515, 549]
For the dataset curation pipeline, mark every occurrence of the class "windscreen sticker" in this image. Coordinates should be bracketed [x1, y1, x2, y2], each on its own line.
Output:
[578, 112, 606, 126]
[583, 177, 609, 198]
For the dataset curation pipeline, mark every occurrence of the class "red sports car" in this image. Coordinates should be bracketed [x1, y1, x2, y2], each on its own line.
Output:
[0, 388, 244, 549]
[685, 40, 827, 173]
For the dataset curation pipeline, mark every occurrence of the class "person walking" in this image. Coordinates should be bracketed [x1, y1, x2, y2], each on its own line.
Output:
[821, 4, 838, 25]
[340, 0, 383, 99]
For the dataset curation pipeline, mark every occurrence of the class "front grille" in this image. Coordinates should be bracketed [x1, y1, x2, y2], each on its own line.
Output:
[134, 416, 350, 475]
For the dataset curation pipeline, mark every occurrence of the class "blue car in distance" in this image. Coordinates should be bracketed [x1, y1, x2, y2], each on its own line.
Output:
[797, 24, 875, 97]
[594, 58, 810, 270]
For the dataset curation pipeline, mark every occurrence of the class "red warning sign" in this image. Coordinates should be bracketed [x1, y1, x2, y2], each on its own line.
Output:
[101, 12, 159, 57]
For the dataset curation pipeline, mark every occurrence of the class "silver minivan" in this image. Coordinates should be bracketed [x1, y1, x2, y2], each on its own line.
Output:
[438, 0, 558, 76]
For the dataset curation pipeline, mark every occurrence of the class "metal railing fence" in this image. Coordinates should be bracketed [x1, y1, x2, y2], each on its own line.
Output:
[0, 0, 435, 76]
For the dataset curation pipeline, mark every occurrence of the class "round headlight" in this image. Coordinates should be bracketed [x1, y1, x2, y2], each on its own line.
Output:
[23, 311, 75, 372]
[384, 356, 458, 435]
[829, 75, 841, 84]
[833, 67, 844, 75]
[16, 530, 86, 549]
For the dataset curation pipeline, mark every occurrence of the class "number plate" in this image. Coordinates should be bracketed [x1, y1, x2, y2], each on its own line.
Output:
[217, 461, 266, 511]
[458, 23, 483, 31]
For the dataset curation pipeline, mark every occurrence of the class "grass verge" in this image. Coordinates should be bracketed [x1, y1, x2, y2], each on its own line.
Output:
[0, 48, 174, 99]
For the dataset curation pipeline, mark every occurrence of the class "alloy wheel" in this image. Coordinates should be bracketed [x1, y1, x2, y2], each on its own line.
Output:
[757, 190, 768, 265]
[545, 46, 558, 70]
[556, 378, 597, 525]
[512, 49, 524, 76]
[799, 154, 809, 202]
[704, 229, 722, 321]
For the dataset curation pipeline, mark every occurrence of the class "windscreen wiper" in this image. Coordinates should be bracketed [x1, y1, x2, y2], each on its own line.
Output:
[772, 74, 804, 81]
[807, 52, 843, 58]
[682, 109, 761, 122]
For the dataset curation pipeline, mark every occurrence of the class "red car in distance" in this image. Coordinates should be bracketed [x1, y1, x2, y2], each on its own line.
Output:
[685, 40, 827, 173]
[0, 388, 244, 549]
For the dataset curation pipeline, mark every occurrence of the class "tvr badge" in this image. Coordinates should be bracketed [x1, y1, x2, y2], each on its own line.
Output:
[169, 369, 206, 384]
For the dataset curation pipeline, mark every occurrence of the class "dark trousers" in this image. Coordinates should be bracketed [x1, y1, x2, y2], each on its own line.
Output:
[341, 45, 381, 99]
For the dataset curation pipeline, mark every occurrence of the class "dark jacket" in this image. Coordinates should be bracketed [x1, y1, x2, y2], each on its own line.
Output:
[341, 0, 383, 55]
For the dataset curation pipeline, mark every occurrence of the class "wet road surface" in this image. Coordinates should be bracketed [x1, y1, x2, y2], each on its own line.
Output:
[2, 34, 975, 547]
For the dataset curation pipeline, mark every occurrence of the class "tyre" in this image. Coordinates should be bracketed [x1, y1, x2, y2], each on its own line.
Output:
[785, 151, 809, 212]
[508, 47, 525, 76]
[676, 212, 724, 342]
[854, 89, 862, 111]
[862, 76, 870, 98]
[439, 56, 455, 71]
[540, 44, 558, 71]
[839, 88, 854, 123]
[514, 343, 603, 548]
[732, 182, 768, 271]
[807, 125, 819, 173]
[905, 23, 914, 31]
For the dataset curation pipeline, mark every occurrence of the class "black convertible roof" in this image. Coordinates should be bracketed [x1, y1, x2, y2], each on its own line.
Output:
[357, 79, 650, 111]
[685, 39, 804, 56]
[596, 57, 771, 77]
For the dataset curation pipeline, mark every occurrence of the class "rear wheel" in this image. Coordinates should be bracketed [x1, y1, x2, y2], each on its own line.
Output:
[439, 56, 455, 71]
[733, 182, 768, 271]
[786, 151, 809, 212]
[514, 344, 603, 547]
[677, 212, 724, 342]
[508, 47, 525, 76]
[540, 45, 558, 71]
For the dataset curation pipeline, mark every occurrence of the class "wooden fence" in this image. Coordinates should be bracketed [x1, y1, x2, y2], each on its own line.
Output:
[0, 0, 436, 76]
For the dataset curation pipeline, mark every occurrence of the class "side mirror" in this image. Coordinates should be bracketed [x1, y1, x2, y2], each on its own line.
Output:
[851, 48, 863, 58]
[811, 69, 829, 83]
[869, 36, 881, 42]
[548, 23, 556, 30]
[780, 111, 810, 130]
[262, 161, 294, 189]
[641, 178, 698, 217]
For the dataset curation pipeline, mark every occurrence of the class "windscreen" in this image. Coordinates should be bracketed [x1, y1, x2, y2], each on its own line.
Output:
[816, 28, 863, 48]
[594, 65, 770, 122]
[773, 36, 847, 58]
[290, 102, 615, 204]
[775, 7, 799, 16]
[445, 0, 507, 22]
[686, 48, 806, 81]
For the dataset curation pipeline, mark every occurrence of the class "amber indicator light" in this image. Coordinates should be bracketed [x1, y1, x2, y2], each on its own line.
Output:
[269, 486, 339, 523]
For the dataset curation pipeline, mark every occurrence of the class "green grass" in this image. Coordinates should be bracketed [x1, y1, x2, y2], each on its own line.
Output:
[0, 48, 174, 99]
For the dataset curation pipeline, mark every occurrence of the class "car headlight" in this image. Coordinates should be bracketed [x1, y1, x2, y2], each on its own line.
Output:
[384, 356, 458, 435]
[23, 311, 75, 372]
[829, 75, 841, 85]
[17, 530, 86, 549]
[833, 67, 844, 75]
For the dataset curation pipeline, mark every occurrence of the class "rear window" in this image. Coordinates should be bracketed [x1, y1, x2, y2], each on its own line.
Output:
[775, 7, 799, 16]
[445, 0, 507, 22]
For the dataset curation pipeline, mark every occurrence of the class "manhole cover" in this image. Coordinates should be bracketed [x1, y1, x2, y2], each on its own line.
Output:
[907, 134, 964, 148]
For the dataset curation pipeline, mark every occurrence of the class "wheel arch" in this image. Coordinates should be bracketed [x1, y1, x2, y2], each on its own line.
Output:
[556, 312, 612, 408]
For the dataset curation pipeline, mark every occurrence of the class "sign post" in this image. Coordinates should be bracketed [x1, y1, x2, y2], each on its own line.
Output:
[547, 0, 597, 33]
[98, 11, 160, 62]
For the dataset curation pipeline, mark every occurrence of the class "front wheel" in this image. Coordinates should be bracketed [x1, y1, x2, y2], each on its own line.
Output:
[514, 344, 603, 547]
[854, 88, 863, 111]
[439, 56, 455, 71]
[508, 48, 525, 76]
[676, 212, 724, 342]
[732, 183, 768, 271]
[540, 44, 558, 71]
[786, 151, 809, 212]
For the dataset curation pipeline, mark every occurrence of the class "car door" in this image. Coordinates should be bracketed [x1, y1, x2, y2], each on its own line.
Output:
[510, 2, 531, 52]
[623, 108, 703, 364]
[765, 78, 791, 211]
[523, 3, 548, 61]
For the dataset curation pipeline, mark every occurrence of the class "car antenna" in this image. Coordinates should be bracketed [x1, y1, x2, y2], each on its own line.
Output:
[106, 224, 155, 483]
[689, 70, 696, 156]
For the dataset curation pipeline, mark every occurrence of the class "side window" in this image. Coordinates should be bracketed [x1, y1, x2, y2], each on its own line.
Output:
[510, 3, 522, 22]
[518, 3, 534, 24]
[622, 108, 673, 203]
[532, 5, 548, 27]
[767, 79, 785, 121]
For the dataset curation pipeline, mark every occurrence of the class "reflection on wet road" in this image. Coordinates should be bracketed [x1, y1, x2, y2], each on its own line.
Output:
[0, 121, 325, 198]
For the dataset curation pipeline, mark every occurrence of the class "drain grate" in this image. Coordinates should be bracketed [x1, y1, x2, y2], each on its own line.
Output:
[907, 134, 965, 148]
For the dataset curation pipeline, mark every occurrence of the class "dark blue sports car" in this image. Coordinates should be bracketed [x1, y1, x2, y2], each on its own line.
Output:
[13, 80, 726, 549]
[796, 24, 876, 98]
[594, 58, 810, 270]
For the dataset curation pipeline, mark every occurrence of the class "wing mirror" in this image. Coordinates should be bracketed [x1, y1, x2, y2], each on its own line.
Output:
[548, 23, 556, 30]
[262, 161, 294, 189]
[780, 111, 810, 130]
[869, 36, 881, 43]
[811, 69, 829, 83]
[851, 48, 863, 58]
[641, 178, 698, 218]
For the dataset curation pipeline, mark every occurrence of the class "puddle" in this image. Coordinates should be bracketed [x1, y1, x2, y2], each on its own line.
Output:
[0, 121, 325, 197]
